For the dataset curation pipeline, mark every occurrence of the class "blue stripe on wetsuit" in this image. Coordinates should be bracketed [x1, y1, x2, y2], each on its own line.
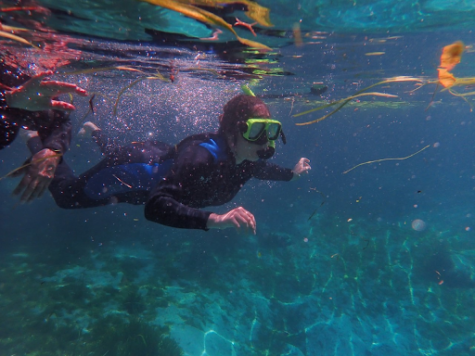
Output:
[84, 160, 173, 200]
[83, 137, 227, 200]
[198, 137, 227, 162]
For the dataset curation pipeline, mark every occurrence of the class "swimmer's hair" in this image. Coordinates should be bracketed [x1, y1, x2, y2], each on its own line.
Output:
[219, 94, 271, 136]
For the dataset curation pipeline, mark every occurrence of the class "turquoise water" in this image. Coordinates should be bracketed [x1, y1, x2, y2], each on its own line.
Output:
[1, 1, 475, 355]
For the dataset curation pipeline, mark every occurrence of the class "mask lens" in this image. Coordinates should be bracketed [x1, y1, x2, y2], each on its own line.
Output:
[267, 123, 281, 141]
[248, 122, 266, 140]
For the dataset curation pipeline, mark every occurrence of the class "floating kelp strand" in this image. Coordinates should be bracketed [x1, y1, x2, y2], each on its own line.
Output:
[294, 92, 398, 126]
[293, 76, 422, 125]
[343, 145, 430, 174]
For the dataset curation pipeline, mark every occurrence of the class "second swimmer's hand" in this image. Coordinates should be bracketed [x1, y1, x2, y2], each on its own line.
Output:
[5, 71, 88, 112]
[12, 148, 61, 203]
[207, 207, 256, 234]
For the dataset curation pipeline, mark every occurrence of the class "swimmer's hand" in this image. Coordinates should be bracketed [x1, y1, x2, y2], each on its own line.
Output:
[291, 157, 311, 181]
[5, 70, 88, 112]
[207, 207, 256, 234]
[12, 148, 61, 203]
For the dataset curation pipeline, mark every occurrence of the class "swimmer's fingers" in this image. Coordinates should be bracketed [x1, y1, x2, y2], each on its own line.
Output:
[6, 70, 88, 111]
[231, 207, 256, 234]
[300, 157, 311, 172]
[13, 173, 37, 203]
[40, 80, 88, 97]
[22, 70, 54, 89]
[51, 99, 76, 111]
[207, 207, 256, 234]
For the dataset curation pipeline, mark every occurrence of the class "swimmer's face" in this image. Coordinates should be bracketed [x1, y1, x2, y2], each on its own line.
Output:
[233, 134, 270, 163]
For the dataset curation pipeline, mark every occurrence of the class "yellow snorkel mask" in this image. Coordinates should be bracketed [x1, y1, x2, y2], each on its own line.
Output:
[240, 85, 287, 159]
[242, 118, 283, 142]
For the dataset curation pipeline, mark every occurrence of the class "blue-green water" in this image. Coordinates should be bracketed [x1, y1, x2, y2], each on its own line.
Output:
[1, 1, 475, 355]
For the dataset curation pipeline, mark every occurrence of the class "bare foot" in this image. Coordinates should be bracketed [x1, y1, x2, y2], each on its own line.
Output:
[78, 121, 101, 137]
[19, 129, 39, 142]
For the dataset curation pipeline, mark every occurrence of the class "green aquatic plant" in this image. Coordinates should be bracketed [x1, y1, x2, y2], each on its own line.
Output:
[293, 76, 424, 125]
[120, 286, 146, 315]
[86, 315, 183, 356]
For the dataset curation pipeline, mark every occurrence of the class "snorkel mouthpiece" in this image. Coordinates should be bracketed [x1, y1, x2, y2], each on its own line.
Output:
[257, 143, 275, 159]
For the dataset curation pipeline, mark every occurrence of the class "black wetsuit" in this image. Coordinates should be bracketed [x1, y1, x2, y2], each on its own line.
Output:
[0, 59, 71, 153]
[50, 131, 293, 230]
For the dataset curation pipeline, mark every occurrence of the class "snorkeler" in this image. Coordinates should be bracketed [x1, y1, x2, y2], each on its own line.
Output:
[1, 60, 88, 202]
[47, 94, 311, 233]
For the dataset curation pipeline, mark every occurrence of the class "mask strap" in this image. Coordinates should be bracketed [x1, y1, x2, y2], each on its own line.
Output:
[280, 129, 287, 144]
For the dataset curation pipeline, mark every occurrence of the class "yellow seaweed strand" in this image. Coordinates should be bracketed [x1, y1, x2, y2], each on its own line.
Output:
[173, 0, 273, 27]
[294, 92, 399, 118]
[448, 88, 475, 97]
[184, 2, 271, 49]
[244, 1, 273, 27]
[343, 145, 430, 174]
[0, 28, 37, 48]
[353, 76, 424, 96]
[137, 0, 271, 50]
[295, 92, 398, 126]
[449, 89, 474, 111]
[0, 24, 29, 32]
[62, 66, 145, 76]
[293, 77, 423, 125]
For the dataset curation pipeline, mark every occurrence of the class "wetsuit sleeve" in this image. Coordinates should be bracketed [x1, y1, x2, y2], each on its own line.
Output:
[0, 114, 19, 150]
[91, 130, 117, 155]
[251, 160, 294, 181]
[0, 89, 19, 149]
[38, 112, 72, 154]
[144, 145, 214, 230]
[0, 61, 30, 149]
